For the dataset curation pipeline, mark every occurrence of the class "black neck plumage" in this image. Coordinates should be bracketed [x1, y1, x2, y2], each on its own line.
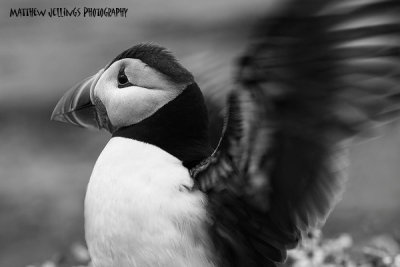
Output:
[112, 83, 212, 169]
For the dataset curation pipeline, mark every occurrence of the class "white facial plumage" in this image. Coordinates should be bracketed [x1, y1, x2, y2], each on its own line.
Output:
[92, 58, 188, 128]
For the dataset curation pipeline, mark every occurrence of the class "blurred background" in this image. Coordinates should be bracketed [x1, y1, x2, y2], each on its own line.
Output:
[0, 0, 399, 266]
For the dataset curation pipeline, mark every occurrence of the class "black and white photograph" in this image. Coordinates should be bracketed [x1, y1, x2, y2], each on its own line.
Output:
[1, 0, 400, 266]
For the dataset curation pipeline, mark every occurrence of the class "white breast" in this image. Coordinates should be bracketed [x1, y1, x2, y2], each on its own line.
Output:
[85, 137, 215, 267]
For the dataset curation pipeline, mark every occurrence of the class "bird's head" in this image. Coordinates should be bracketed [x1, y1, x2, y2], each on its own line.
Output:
[52, 44, 212, 167]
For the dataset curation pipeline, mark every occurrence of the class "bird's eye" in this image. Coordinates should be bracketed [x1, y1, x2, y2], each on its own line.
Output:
[117, 68, 132, 88]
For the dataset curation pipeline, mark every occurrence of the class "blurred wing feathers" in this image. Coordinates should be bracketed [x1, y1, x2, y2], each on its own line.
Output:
[191, 0, 400, 266]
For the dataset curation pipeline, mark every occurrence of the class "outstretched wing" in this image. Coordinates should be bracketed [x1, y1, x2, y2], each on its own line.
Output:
[190, 0, 400, 266]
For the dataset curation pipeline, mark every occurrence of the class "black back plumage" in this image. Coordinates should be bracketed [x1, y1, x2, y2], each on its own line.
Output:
[190, 0, 400, 266]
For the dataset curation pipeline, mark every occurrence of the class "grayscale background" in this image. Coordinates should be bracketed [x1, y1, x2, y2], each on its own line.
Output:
[0, 0, 399, 266]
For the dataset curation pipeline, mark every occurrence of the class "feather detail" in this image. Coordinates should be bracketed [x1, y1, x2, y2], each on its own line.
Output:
[190, 0, 400, 266]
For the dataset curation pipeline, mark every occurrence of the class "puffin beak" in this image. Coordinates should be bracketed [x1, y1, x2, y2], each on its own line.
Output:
[51, 69, 105, 130]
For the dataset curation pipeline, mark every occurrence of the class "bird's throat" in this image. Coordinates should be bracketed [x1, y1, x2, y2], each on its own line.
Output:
[112, 83, 212, 169]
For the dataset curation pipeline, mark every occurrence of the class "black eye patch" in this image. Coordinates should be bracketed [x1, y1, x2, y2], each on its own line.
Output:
[117, 67, 133, 88]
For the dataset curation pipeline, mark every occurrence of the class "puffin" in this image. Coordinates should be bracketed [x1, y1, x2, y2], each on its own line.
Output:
[51, 0, 400, 266]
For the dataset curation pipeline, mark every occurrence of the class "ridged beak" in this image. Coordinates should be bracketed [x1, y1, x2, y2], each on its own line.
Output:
[51, 69, 105, 130]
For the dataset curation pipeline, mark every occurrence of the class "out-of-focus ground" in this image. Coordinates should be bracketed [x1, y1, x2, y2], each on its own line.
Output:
[0, 0, 399, 266]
